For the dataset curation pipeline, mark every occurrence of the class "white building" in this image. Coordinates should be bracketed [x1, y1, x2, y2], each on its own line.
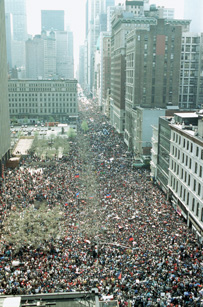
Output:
[8, 80, 78, 123]
[168, 112, 203, 239]
[179, 32, 203, 109]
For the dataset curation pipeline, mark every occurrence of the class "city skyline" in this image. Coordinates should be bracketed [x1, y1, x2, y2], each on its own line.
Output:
[26, 0, 185, 69]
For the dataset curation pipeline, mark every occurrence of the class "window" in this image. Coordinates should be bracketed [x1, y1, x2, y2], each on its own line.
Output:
[196, 203, 199, 217]
[193, 179, 196, 191]
[188, 175, 190, 186]
[195, 162, 198, 174]
[201, 208, 203, 222]
[198, 183, 201, 196]
[192, 199, 195, 211]
[186, 192, 190, 206]
[199, 166, 202, 178]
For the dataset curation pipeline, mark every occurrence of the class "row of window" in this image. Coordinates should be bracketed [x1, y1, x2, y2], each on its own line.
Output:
[170, 162, 202, 197]
[9, 98, 76, 102]
[172, 132, 203, 159]
[10, 109, 77, 114]
[9, 102, 76, 108]
[9, 93, 76, 97]
[170, 176, 203, 221]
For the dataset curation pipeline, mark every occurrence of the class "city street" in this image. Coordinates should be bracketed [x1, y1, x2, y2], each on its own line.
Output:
[0, 98, 202, 306]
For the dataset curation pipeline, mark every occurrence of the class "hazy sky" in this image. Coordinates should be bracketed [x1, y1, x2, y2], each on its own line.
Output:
[26, 0, 184, 67]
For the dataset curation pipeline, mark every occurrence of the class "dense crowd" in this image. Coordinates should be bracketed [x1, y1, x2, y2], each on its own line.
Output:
[0, 99, 203, 306]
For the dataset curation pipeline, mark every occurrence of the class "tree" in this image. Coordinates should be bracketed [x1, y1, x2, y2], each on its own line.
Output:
[0, 203, 64, 251]
[81, 120, 89, 133]
[67, 127, 76, 140]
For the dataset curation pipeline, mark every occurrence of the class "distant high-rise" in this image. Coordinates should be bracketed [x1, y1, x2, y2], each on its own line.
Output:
[79, 45, 85, 87]
[0, 0, 11, 175]
[5, 0, 27, 41]
[26, 31, 56, 79]
[41, 10, 65, 31]
[5, 13, 12, 68]
[184, 0, 203, 32]
[67, 30, 74, 78]
[5, 0, 27, 68]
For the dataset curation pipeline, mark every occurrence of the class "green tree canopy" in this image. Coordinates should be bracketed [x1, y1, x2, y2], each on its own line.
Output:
[81, 120, 89, 132]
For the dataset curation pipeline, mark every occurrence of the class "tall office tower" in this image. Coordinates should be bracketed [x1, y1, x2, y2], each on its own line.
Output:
[5, 0, 27, 69]
[55, 31, 69, 79]
[110, 9, 154, 133]
[5, 13, 12, 69]
[67, 30, 74, 78]
[99, 32, 111, 112]
[86, 0, 113, 93]
[26, 31, 56, 79]
[100, 0, 115, 13]
[26, 35, 44, 79]
[184, 0, 203, 33]
[41, 10, 65, 31]
[5, 0, 27, 41]
[79, 45, 85, 87]
[179, 33, 203, 109]
[124, 19, 183, 148]
[0, 0, 11, 175]
[107, 6, 116, 32]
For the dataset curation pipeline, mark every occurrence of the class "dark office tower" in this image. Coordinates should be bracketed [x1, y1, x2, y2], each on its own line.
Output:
[0, 0, 11, 175]
[41, 10, 65, 31]
[126, 19, 182, 108]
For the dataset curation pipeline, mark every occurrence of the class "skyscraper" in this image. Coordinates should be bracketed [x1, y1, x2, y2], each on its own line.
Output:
[0, 0, 11, 175]
[67, 30, 74, 78]
[5, 0, 27, 68]
[26, 31, 56, 79]
[41, 10, 65, 31]
[184, 0, 203, 32]
[5, 13, 12, 68]
[5, 0, 27, 41]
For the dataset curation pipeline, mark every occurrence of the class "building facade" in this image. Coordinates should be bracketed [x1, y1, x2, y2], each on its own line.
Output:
[0, 0, 11, 175]
[79, 45, 85, 88]
[124, 18, 183, 147]
[99, 32, 111, 112]
[179, 32, 203, 109]
[26, 31, 57, 80]
[8, 80, 78, 123]
[168, 111, 203, 240]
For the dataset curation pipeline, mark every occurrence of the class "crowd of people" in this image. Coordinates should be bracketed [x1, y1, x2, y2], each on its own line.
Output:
[0, 98, 203, 306]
